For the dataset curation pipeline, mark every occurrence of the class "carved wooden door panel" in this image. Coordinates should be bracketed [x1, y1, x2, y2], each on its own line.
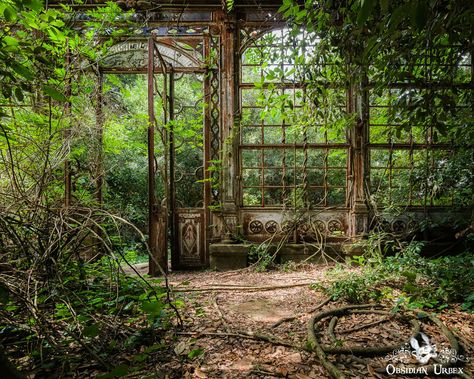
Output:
[170, 72, 207, 269]
[175, 209, 205, 268]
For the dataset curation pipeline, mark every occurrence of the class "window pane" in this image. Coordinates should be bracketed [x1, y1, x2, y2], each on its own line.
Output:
[307, 150, 325, 167]
[242, 65, 261, 83]
[264, 149, 283, 167]
[264, 127, 283, 144]
[328, 169, 346, 187]
[243, 187, 262, 206]
[370, 150, 390, 168]
[242, 169, 261, 186]
[328, 149, 347, 167]
[307, 169, 324, 185]
[242, 107, 262, 125]
[264, 169, 282, 186]
[264, 188, 283, 206]
[308, 188, 325, 206]
[328, 188, 346, 205]
[242, 149, 261, 167]
[241, 126, 261, 144]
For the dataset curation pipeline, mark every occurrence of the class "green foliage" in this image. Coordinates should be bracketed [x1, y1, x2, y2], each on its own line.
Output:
[248, 243, 274, 272]
[317, 238, 474, 312]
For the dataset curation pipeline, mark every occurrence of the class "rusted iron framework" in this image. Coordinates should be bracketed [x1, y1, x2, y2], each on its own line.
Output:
[48, 1, 472, 274]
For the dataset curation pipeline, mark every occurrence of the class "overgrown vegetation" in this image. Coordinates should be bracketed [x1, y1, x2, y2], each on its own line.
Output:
[0, 0, 473, 377]
[314, 237, 474, 312]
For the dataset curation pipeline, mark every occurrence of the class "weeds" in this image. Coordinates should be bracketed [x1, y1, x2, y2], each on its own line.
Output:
[315, 235, 474, 312]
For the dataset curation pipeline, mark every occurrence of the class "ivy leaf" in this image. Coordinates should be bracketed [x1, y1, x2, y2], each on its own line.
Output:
[11, 62, 34, 80]
[3, 6, 15, 22]
[24, 0, 44, 12]
[142, 300, 164, 318]
[43, 85, 68, 102]
[3, 36, 19, 46]
[357, 0, 376, 26]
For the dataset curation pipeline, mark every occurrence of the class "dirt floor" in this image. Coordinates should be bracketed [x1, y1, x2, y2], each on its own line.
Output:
[127, 264, 474, 379]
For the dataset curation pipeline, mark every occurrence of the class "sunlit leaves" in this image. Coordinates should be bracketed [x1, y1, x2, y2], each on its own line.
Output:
[43, 85, 68, 102]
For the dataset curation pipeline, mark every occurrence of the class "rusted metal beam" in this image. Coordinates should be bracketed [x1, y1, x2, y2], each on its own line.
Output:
[168, 69, 177, 270]
[147, 37, 167, 276]
[203, 33, 212, 265]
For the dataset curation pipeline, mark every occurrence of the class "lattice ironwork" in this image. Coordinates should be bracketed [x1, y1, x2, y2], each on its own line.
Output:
[209, 35, 221, 203]
[238, 28, 350, 208]
[368, 45, 471, 207]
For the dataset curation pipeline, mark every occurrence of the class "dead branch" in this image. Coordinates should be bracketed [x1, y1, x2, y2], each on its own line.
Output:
[271, 296, 332, 328]
[170, 281, 314, 292]
[338, 317, 390, 334]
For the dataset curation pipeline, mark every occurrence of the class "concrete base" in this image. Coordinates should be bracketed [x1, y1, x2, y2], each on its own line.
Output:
[278, 243, 346, 264]
[209, 242, 356, 270]
[209, 243, 250, 271]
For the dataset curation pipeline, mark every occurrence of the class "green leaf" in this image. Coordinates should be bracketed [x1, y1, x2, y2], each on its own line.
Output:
[43, 85, 68, 102]
[24, 0, 44, 12]
[142, 300, 164, 317]
[3, 36, 19, 46]
[357, 0, 376, 26]
[188, 348, 204, 359]
[14, 87, 24, 102]
[83, 324, 100, 338]
[3, 6, 15, 22]
[11, 62, 34, 80]
[388, 5, 406, 32]
[379, 0, 389, 14]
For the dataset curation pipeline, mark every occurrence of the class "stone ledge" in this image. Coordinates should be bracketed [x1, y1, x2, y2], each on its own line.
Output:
[209, 242, 358, 270]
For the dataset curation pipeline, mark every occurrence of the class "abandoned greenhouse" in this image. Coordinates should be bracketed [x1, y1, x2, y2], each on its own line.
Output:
[0, 0, 473, 378]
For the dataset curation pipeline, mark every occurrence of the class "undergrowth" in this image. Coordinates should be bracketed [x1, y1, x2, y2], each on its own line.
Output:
[313, 237, 474, 312]
[0, 256, 183, 378]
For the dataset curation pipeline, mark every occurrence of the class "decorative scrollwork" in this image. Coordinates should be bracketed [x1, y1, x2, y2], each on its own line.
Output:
[265, 220, 279, 234]
[328, 219, 344, 233]
[314, 220, 326, 234]
[297, 223, 310, 237]
[249, 220, 263, 234]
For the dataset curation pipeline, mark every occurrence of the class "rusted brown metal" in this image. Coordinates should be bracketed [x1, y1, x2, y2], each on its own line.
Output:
[168, 69, 177, 270]
[203, 33, 212, 265]
[147, 37, 167, 276]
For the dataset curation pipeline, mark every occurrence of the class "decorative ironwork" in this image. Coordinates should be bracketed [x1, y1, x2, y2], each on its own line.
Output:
[100, 39, 204, 71]
[249, 220, 264, 234]
[297, 223, 310, 237]
[265, 220, 279, 233]
[314, 220, 326, 233]
[209, 66, 220, 202]
[328, 219, 344, 233]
